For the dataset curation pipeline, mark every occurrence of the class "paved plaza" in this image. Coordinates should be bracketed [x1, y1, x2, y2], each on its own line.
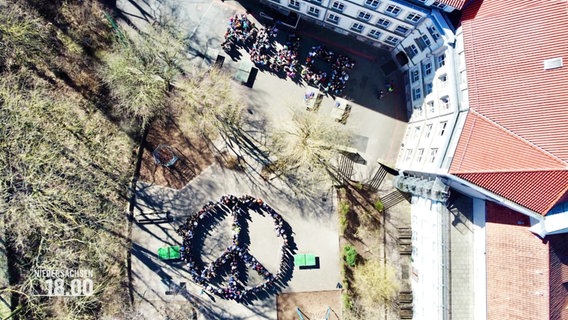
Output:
[132, 164, 340, 319]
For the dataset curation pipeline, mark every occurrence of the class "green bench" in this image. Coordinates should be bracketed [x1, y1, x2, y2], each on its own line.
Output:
[294, 253, 317, 268]
[158, 246, 181, 260]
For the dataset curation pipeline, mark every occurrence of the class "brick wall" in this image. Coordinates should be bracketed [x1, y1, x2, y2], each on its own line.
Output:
[485, 202, 549, 319]
[548, 233, 568, 320]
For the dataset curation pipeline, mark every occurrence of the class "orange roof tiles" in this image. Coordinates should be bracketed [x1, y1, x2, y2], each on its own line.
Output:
[485, 202, 550, 319]
[451, 0, 568, 215]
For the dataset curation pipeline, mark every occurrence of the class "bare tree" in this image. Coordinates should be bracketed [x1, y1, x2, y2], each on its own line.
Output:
[268, 109, 351, 190]
[99, 25, 186, 127]
[173, 68, 244, 140]
[353, 259, 400, 309]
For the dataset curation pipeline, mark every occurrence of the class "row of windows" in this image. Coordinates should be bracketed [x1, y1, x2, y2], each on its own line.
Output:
[404, 147, 438, 163]
[409, 53, 447, 85]
[328, 1, 423, 23]
[326, 13, 400, 44]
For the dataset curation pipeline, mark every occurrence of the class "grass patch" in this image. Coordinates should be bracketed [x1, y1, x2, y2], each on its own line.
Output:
[374, 199, 384, 212]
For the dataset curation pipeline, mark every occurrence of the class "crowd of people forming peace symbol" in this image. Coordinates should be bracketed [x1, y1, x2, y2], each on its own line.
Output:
[221, 13, 356, 95]
[176, 195, 292, 301]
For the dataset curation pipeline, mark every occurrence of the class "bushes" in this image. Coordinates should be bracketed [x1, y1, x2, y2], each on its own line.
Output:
[339, 200, 349, 234]
[374, 199, 384, 212]
[344, 245, 358, 267]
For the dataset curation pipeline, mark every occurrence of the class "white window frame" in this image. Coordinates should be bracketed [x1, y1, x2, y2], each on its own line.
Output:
[429, 148, 438, 163]
[368, 29, 381, 39]
[440, 96, 450, 110]
[423, 62, 432, 76]
[425, 83, 433, 95]
[289, 0, 300, 8]
[425, 123, 433, 137]
[357, 11, 372, 22]
[439, 121, 448, 136]
[364, 0, 380, 8]
[412, 88, 421, 101]
[406, 13, 422, 23]
[409, 44, 419, 56]
[427, 101, 435, 113]
[308, 6, 320, 16]
[413, 126, 421, 138]
[421, 34, 431, 47]
[384, 36, 399, 45]
[439, 74, 448, 87]
[385, 5, 401, 16]
[432, 1, 446, 9]
[327, 13, 340, 23]
[331, 1, 345, 11]
[376, 18, 390, 28]
[351, 22, 364, 33]
[410, 69, 420, 83]
[437, 53, 446, 67]
[395, 25, 409, 35]
[416, 148, 425, 162]
[405, 149, 413, 162]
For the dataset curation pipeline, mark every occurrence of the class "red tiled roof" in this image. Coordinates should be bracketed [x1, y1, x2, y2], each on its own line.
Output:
[451, 0, 568, 215]
[435, 0, 467, 10]
[451, 112, 566, 172]
[486, 202, 549, 319]
[457, 170, 568, 215]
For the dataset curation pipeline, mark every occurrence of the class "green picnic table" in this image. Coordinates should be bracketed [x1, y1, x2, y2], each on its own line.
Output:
[158, 246, 181, 260]
[294, 253, 317, 268]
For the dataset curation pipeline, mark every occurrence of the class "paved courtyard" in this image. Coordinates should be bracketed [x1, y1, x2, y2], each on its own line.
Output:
[132, 164, 340, 319]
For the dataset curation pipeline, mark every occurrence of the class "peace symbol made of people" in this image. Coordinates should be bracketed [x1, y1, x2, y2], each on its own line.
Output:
[176, 195, 293, 301]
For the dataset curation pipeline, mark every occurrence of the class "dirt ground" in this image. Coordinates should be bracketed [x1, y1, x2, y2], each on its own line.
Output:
[277, 290, 342, 320]
[139, 116, 214, 189]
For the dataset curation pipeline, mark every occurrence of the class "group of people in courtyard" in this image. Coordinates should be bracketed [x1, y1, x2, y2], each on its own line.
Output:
[176, 195, 291, 301]
[221, 14, 356, 93]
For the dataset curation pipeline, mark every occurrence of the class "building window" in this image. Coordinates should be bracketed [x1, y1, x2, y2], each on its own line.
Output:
[351, 23, 364, 33]
[425, 123, 433, 137]
[405, 149, 413, 161]
[307, 6, 320, 16]
[426, 102, 435, 114]
[416, 148, 424, 162]
[412, 88, 421, 101]
[368, 29, 381, 39]
[413, 126, 421, 138]
[437, 53, 446, 67]
[364, 0, 380, 8]
[439, 121, 448, 135]
[309, 0, 322, 3]
[385, 5, 401, 16]
[421, 34, 431, 47]
[440, 96, 450, 110]
[331, 1, 345, 12]
[423, 62, 432, 76]
[384, 36, 399, 46]
[425, 82, 433, 95]
[429, 148, 438, 163]
[409, 44, 419, 55]
[439, 74, 448, 87]
[410, 69, 419, 83]
[394, 25, 409, 35]
[327, 13, 340, 24]
[289, 0, 300, 8]
[432, 1, 446, 9]
[376, 18, 390, 28]
[460, 70, 467, 85]
[427, 25, 440, 41]
[406, 13, 422, 23]
[357, 11, 372, 22]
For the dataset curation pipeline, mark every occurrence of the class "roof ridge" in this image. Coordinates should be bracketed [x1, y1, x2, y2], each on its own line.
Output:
[469, 109, 568, 166]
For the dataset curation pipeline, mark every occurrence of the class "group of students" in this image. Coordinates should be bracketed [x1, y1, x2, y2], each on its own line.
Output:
[176, 195, 291, 301]
[302, 45, 356, 95]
